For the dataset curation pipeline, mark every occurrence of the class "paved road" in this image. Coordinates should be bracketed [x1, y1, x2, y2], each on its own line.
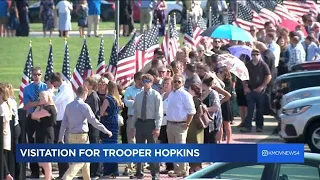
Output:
[25, 116, 310, 180]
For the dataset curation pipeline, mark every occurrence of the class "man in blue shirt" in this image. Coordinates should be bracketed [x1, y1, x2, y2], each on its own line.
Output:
[302, 35, 320, 61]
[0, 0, 9, 37]
[135, 0, 154, 33]
[87, 0, 101, 37]
[23, 66, 48, 178]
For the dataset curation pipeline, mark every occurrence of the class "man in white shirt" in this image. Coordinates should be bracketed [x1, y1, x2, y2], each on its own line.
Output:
[50, 72, 74, 178]
[166, 74, 196, 178]
[265, 32, 281, 67]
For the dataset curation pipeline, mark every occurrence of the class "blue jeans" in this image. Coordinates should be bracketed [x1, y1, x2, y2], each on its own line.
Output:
[244, 91, 265, 129]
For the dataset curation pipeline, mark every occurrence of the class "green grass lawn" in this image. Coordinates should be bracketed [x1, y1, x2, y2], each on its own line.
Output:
[0, 37, 130, 89]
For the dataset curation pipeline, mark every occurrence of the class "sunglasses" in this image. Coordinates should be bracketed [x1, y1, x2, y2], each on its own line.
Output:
[250, 29, 256, 32]
[33, 73, 42, 76]
[173, 80, 182, 84]
[142, 79, 151, 84]
[214, 40, 221, 43]
[252, 54, 260, 56]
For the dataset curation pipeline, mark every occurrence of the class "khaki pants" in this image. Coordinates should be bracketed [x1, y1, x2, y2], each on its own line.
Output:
[140, 8, 153, 33]
[166, 122, 189, 175]
[63, 133, 90, 180]
[87, 15, 99, 36]
[126, 116, 135, 169]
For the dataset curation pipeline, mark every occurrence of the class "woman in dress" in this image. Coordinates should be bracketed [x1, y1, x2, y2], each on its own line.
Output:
[187, 83, 204, 173]
[56, 0, 73, 37]
[276, 35, 290, 76]
[0, 84, 13, 180]
[154, 0, 167, 36]
[217, 67, 233, 144]
[39, 0, 55, 37]
[32, 91, 57, 180]
[100, 81, 123, 178]
[76, 0, 88, 37]
[16, 0, 29, 37]
[7, 1, 19, 37]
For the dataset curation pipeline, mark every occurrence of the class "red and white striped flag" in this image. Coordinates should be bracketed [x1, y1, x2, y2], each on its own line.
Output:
[264, 1, 301, 22]
[136, 26, 159, 72]
[161, 15, 180, 64]
[193, 16, 207, 46]
[106, 34, 118, 77]
[116, 33, 137, 87]
[247, 0, 282, 25]
[231, 3, 265, 31]
[283, 0, 318, 18]
[19, 43, 33, 105]
[71, 40, 93, 91]
[96, 37, 105, 76]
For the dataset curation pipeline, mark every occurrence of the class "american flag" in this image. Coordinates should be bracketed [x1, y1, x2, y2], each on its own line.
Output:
[19, 44, 33, 105]
[184, 18, 196, 46]
[62, 39, 71, 82]
[212, 12, 224, 26]
[161, 15, 180, 64]
[106, 34, 118, 77]
[231, 3, 265, 31]
[71, 40, 93, 91]
[193, 16, 207, 46]
[116, 33, 137, 87]
[44, 43, 54, 82]
[282, 0, 318, 18]
[136, 26, 159, 72]
[263, 0, 300, 22]
[247, 0, 282, 25]
[96, 37, 105, 76]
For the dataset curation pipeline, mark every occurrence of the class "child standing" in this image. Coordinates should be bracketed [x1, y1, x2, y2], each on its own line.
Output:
[77, 0, 88, 37]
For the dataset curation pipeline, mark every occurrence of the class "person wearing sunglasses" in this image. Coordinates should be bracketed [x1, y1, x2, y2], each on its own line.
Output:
[166, 74, 196, 178]
[130, 74, 163, 180]
[240, 49, 271, 133]
[23, 66, 48, 179]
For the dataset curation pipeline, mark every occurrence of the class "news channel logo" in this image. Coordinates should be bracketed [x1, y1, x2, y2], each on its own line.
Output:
[261, 150, 300, 157]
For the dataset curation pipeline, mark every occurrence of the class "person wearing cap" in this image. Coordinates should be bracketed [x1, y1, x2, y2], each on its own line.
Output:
[240, 48, 271, 133]
[184, 64, 202, 90]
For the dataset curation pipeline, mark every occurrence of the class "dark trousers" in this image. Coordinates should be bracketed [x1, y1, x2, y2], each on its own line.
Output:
[3, 150, 10, 178]
[26, 117, 40, 176]
[13, 124, 21, 179]
[135, 119, 159, 176]
[88, 124, 102, 177]
[245, 91, 265, 129]
[159, 125, 174, 171]
[54, 121, 69, 177]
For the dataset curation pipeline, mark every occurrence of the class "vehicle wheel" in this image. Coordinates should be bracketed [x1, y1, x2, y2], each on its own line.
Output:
[307, 122, 320, 153]
[168, 10, 182, 24]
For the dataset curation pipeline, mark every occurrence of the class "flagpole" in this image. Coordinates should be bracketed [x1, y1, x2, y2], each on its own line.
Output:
[115, 0, 119, 52]
[167, 15, 171, 60]
[209, 6, 212, 27]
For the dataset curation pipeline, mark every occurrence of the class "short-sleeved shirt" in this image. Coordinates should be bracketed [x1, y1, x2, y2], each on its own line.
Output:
[56, 0, 72, 14]
[0, 1, 8, 17]
[88, 0, 101, 15]
[246, 60, 271, 90]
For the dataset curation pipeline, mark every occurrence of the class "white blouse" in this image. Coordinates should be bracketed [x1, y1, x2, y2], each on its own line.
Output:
[1, 102, 11, 151]
[161, 92, 169, 126]
[56, 1, 73, 14]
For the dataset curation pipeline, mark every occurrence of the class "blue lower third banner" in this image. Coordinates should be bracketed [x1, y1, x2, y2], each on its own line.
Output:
[16, 144, 304, 163]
